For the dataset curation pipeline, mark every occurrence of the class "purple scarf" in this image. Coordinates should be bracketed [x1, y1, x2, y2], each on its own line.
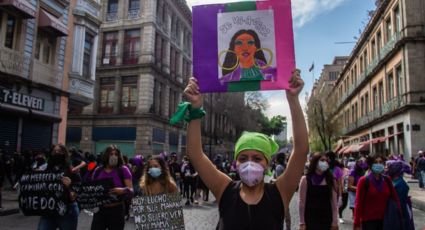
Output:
[368, 173, 384, 192]
[311, 173, 326, 185]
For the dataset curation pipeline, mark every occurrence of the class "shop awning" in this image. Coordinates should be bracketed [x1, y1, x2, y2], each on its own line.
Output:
[357, 142, 370, 152]
[371, 136, 386, 144]
[340, 142, 370, 155]
[0, 0, 36, 18]
[337, 146, 349, 155]
[334, 144, 343, 153]
[343, 145, 355, 154]
[387, 132, 403, 138]
[38, 9, 68, 36]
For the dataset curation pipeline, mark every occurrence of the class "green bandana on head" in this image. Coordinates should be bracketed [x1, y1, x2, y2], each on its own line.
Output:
[234, 131, 279, 162]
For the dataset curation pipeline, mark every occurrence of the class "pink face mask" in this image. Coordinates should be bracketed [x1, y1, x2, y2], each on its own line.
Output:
[237, 161, 265, 187]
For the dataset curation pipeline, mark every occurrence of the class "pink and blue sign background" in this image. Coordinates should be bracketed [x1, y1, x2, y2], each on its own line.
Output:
[193, 0, 295, 93]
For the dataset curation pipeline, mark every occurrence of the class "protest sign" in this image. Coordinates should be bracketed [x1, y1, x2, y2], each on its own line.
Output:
[19, 171, 67, 216]
[73, 178, 116, 209]
[132, 193, 184, 230]
[193, 0, 295, 92]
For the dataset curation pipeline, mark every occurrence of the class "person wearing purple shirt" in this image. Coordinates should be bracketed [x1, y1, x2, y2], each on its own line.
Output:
[90, 146, 133, 230]
[347, 157, 367, 217]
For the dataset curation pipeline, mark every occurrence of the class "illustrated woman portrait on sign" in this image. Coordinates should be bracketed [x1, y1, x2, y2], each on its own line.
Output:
[218, 10, 277, 84]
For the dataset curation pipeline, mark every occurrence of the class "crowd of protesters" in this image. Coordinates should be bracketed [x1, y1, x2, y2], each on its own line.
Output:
[0, 146, 221, 214]
[298, 150, 418, 230]
[0, 145, 423, 230]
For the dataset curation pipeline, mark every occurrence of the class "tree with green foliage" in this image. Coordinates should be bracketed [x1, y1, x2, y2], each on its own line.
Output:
[260, 115, 287, 136]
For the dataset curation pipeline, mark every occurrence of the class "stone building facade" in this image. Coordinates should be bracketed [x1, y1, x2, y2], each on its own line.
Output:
[62, 0, 101, 141]
[307, 56, 349, 150]
[329, 0, 425, 159]
[67, 0, 194, 157]
[0, 0, 71, 153]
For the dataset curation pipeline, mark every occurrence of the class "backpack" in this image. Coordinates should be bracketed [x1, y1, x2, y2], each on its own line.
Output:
[364, 176, 404, 230]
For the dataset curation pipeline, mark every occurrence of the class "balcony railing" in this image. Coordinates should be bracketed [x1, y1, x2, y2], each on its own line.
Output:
[75, 0, 101, 20]
[69, 75, 94, 100]
[0, 47, 30, 78]
[340, 95, 405, 135]
[380, 32, 401, 59]
[347, 121, 358, 133]
[337, 32, 402, 108]
[101, 54, 117, 66]
[33, 60, 63, 89]
[106, 12, 118, 21]
[127, 9, 141, 19]
[122, 51, 140, 65]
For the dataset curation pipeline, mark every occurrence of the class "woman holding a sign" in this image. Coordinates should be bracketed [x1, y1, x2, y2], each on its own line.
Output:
[183, 69, 308, 229]
[37, 144, 81, 230]
[90, 145, 133, 230]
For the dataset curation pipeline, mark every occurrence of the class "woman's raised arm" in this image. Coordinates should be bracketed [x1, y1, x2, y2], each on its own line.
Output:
[276, 69, 309, 208]
[184, 78, 231, 203]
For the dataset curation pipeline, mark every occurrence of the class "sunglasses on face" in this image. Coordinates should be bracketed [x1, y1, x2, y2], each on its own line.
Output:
[234, 39, 255, 46]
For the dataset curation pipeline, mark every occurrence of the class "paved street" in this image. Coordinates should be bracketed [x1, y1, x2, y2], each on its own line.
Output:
[2, 192, 425, 230]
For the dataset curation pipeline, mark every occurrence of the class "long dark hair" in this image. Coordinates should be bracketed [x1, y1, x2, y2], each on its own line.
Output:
[325, 150, 344, 169]
[366, 155, 386, 169]
[139, 156, 177, 195]
[307, 152, 335, 193]
[222, 29, 267, 76]
[354, 159, 366, 176]
[102, 145, 124, 168]
[47, 144, 71, 171]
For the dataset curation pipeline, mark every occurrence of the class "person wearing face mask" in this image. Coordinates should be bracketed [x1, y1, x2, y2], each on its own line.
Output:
[139, 156, 177, 195]
[182, 159, 198, 205]
[90, 145, 133, 230]
[298, 153, 339, 230]
[182, 69, 308, 229]
[347, 157, 367, 218]
[387, 160, 414, 230]
[32, 152, 48, 172]
[37, 144, 81, 230]
[354, 156, 401, 230]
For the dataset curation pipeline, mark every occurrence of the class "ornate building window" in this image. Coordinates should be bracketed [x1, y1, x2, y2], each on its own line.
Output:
[82, 33, 94, 78]
[99, 77, 115, 114]
[102, 31, 118, 65]
[123, 29, 140, 65]
[121, 76, 138, 113]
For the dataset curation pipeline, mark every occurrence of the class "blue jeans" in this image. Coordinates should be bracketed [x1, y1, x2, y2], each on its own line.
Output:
[420, 171, 425, 188]
[38, 202, 79, 230]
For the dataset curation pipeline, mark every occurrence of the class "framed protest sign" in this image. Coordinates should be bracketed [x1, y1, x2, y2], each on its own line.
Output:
[132, 193, 184, 230]
[193, 0, 295, 92]
[19, 171, 68, 216]
[73, 178, 116, 209]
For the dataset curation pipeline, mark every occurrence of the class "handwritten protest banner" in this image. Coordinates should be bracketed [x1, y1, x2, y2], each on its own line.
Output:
[193, 0, 295, 92]
[132, 193, 184, 230]
[19, 171, 67, 216]
[73, 178, 116, 209]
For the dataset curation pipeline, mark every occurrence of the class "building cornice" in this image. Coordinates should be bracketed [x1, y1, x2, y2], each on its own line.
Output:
[174, 0, 192, 24]
[335, 0, 391, 86]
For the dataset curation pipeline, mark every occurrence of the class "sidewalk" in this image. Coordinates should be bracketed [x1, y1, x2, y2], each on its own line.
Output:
[405, 177, 425, 212]
[0, 188, 19, 216]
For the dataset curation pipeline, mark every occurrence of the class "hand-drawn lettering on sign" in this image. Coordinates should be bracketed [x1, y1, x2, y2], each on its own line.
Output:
[73, 178, 116, 209]
[132, 193, 184, 230]
[19, 171, 67, 216]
